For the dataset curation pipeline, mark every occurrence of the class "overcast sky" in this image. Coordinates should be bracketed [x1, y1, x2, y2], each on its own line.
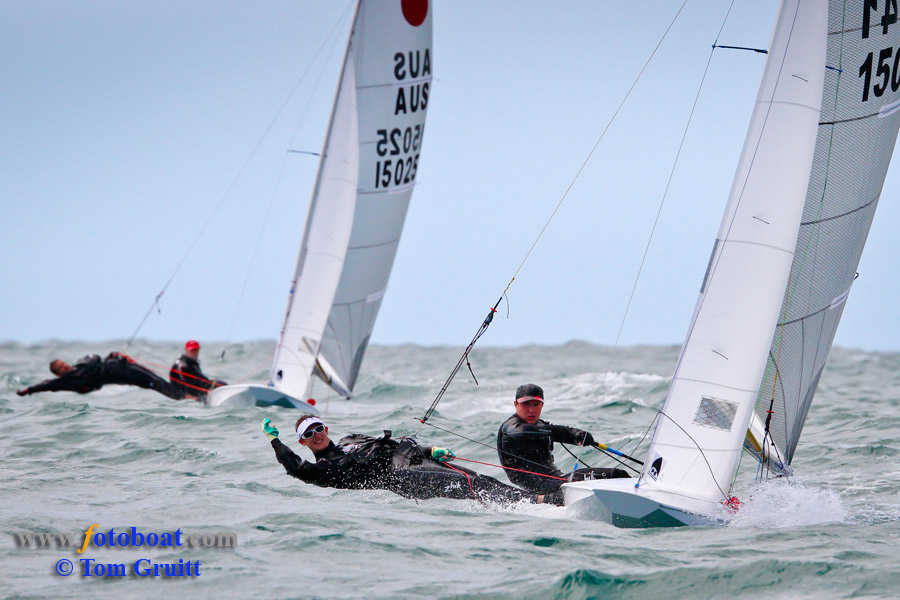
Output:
[3, 1, 899, 351]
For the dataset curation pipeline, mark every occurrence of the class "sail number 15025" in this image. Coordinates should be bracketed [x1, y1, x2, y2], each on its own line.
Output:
[374, 125, 424, 189]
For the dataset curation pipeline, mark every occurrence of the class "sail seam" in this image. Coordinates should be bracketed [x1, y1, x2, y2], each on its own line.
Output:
[722, 239, 795, 255]
[347, 238, 400, 251]
[761, 99, 826, 112]
[358, 78, 432, 91]
[800, 195, 877, 226]
[776, 291, 849, 327]
[358, 183, 416, 194]
[672, 377, 757, 394]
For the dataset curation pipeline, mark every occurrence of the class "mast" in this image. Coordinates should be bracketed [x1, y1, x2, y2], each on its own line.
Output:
[269, 1, 364, 399]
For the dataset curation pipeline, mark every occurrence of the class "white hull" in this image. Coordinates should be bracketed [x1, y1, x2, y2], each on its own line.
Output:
[206, 384, 319, 412]
[563, 478, 726, 528]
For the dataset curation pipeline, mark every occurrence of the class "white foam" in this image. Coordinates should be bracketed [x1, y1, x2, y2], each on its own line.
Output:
[724, 479, 848, 529]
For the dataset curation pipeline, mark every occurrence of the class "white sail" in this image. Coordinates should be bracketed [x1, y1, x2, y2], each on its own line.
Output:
[637, 0, 827, 513]
[208, 0, 432, 409]
[269, 34, 361, 402]
[315, 0, 433, 397]
[568, 0, 900, 526]
[565, 0, 839, 524]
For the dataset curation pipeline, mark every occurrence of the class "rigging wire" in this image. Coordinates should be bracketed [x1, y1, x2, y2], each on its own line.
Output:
[125, 1, 356, 350]
[417, 0, 693, 428]
[598, 0, 740, 401]
[211, 2, 355, 384]
[640, 411, 732, 502]
[418, 419, 642, 477]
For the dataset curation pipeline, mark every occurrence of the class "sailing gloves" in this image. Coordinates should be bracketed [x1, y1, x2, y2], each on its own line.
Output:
[431, 447, 455, 462]
[262, 417, 279, 442]
[579, 432, 597, 447]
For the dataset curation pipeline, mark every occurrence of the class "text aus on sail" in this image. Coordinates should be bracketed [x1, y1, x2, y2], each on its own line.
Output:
[374, 48, 431, 190]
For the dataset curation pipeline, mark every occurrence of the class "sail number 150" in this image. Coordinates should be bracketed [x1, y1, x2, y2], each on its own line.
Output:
[859, 46, 900, 101]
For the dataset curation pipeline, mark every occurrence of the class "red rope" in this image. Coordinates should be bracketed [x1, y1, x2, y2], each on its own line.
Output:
[441, 461, 483, 504]
[120, 354, 217, 394]
[453, 456, 569, 481]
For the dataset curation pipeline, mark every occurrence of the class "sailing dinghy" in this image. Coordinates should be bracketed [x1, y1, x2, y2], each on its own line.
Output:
[209, 0, 432, 410]
[565, 0, 900, 526]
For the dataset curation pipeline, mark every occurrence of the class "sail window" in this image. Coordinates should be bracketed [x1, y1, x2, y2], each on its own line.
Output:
[692, 396, 738, 431]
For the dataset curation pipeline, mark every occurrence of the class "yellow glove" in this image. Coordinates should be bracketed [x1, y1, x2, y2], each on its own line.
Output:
[431, 447, 455, 462]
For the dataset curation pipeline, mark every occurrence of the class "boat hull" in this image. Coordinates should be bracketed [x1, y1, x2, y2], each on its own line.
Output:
[563, 478, 723, 528]
[206, 384, 319, 412]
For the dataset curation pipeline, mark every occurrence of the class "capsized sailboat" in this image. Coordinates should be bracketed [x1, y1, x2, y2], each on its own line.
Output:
[208, 0, 433, 410]
[565, 0, 900, 526]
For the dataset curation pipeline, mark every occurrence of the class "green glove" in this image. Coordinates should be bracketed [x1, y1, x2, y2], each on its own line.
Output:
[262, 417, 279, 442]
[431, 447, 455, 462]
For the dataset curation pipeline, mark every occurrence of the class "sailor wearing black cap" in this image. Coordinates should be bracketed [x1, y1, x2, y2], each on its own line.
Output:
[496, 383, 628, 504]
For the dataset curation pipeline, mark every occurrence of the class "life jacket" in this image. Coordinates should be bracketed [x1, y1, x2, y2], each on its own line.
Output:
[391, 437, 429, 469]
[73, 354, 104, 380]
[337, 430, 399, 472]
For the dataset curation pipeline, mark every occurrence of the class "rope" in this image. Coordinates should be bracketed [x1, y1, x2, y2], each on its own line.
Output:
[452, 457, 568, 482]
[441, 461, 485, 505]
[418, 419, 641, 478]
[417, 303, 499, 427]
[599, 0, 741, 399]
[642, 411, 731, 502]
[123, 355, 218, 395]
[417, 2, 695, 426]
[560, 442, 639, 475]
[125, 2, 355, 346]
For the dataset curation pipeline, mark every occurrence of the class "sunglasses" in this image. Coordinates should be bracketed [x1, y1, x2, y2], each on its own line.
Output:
[300, 424, 325, 439]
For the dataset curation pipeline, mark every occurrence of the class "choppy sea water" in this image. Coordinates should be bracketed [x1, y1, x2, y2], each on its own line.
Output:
[2, 340, 899, 599]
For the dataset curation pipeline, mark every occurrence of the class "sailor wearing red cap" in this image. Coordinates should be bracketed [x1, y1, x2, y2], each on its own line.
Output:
[169, 340, 227, 401]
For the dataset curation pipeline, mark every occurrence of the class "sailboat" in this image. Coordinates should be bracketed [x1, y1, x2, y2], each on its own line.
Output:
[208, 0, 433, 410]
[564, 0, 900, 526]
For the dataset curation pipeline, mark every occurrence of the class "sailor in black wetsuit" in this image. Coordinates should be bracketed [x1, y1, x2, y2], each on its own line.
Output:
[16, 353, 183, 399]
[497, 384, 629, 504]
[263, 415, 545, 505]
[169, 340, 226, 400]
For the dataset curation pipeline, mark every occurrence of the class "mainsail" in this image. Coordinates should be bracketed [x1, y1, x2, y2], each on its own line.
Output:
[270, 0, 432, 402]
[209, 0, 432, 409]
[314, 1, 433, 397]
[750, 1, 900, 473]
